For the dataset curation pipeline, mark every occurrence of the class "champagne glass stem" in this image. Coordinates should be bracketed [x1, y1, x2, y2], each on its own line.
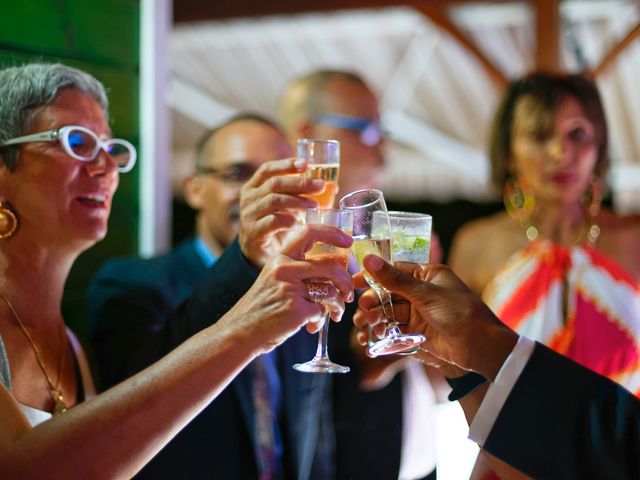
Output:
[378, 287, 402, 335]
[368, 287, 398, 349]
[378, 287, 395, 321]
[386, 325, 403, 337]
[314, 307, 331, 360]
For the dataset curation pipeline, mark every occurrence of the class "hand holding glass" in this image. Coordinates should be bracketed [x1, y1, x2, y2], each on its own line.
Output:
[293, 208, 353, 374]
[339, 189, 425, 357]
[297, 139, 340, 208]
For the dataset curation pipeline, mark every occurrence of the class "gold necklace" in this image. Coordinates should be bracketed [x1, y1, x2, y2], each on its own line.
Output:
[523, 217, 600, 246]
[0, 293, 68, 414]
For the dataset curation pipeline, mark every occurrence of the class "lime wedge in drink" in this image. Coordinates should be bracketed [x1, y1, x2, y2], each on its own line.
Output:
[413, 237, 429, 251]
[392, 234, 430, 263]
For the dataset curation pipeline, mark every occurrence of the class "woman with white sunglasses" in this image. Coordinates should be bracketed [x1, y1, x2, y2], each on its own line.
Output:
[0, 62, 352, 478]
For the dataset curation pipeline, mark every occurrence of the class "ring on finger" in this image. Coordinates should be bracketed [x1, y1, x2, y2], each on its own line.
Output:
[307, 281, 330, 304]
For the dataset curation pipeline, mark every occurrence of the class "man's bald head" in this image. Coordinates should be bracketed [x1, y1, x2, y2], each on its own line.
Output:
[279, 70, 385, 197]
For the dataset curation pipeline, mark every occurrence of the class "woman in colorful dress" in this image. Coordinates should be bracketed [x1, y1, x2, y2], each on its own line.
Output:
[449, 72, 640, 479]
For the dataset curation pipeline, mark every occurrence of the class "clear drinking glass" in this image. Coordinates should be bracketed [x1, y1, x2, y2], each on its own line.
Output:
[339, 189, 425, 357]
[387, 211, 433, 264]
[293, 208, 353, 374]
[386, 211, 432, 355]
[298, 139, 340, 208]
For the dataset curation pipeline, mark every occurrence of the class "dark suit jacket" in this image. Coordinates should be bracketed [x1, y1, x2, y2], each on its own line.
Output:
[330, 300, 404, 480]
[87, 239, 333, 480]
[483, 342, 640, 479]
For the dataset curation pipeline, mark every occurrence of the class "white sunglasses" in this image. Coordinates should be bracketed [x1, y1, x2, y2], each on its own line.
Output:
[0, 125, 136, 173]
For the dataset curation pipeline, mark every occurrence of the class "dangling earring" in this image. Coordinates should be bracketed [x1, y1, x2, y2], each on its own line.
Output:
[503, 176, 538, 241]
[582, 177, 602, 245]
[583, 176, 602, 218]
[0, 201, 18, 239]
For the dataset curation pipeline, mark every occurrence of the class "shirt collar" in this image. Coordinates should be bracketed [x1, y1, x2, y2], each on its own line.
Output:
[193, 237, 218, 268]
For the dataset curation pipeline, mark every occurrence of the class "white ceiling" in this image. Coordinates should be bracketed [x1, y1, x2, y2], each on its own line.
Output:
[168, 1, 640, 210]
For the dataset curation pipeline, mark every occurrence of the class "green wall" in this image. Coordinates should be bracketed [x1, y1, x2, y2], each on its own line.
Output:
[0, 0, 141, 341]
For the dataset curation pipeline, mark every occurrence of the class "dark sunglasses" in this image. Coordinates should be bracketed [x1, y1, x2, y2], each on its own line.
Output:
[313, 113, 385, 146]
[196, 163, 257, 183]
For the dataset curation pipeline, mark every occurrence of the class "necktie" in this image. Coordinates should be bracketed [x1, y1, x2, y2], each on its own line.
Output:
[252, 357, 277, 480]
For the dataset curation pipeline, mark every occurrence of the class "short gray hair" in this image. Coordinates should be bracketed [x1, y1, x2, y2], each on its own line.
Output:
[0, 63, 109, 170]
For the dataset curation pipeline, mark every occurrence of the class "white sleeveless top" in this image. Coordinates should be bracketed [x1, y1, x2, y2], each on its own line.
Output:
[0, 327, 96, 426]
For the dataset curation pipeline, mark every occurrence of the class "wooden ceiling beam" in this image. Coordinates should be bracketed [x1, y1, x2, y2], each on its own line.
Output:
[535, 0, 560, 72]
[414, 5, 507, 88]
[174, 0, 404, 22]
[173, 0, 514, 23]
[592, 21, 640, 77]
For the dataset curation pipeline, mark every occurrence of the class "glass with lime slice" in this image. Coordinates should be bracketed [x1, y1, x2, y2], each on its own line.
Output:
[388, 211, 432, 265]
[384, 211, 433, 355]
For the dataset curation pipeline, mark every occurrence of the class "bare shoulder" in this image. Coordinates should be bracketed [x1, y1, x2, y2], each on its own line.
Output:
[597, 209, 640, 280]
[453, 213, 513, 241]
[599, 209, 640, 230]
[449, 212, 520, 293]
[596, 209, 640, 242]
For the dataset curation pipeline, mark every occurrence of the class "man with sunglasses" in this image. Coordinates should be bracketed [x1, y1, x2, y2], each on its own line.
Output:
[280, 70, 385, 197]
[280, 70, 441, 480]
[86, 113, 335, 479]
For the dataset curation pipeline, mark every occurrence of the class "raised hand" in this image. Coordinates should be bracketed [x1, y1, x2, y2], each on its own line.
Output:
[238, 158, 325, 269]
[352, 256, 518, 381]
[223, 223, 354, 354]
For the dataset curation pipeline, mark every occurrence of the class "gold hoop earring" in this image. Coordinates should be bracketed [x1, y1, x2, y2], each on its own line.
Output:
[503, 176, 535, 222]
[0, 201, 18, 239]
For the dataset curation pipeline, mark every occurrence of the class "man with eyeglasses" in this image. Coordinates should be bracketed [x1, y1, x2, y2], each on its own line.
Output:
[86, 113, 334, 479]
[87, 112, 291, 384]
[280, 70, 442, 480]
[182, 113, 292, 260]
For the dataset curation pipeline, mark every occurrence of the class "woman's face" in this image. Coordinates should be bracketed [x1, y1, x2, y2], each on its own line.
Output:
[1, 88, 119, 250]
[510, 94, 598, 206]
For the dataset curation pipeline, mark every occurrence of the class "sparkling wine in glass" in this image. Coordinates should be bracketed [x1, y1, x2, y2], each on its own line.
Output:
[340, 189, 425, 357]
[298, 139, 340, 208]
[293, 208, 353, 374]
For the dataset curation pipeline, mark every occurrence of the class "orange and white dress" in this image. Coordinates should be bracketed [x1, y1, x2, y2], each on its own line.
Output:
[483, 241, 640, 396]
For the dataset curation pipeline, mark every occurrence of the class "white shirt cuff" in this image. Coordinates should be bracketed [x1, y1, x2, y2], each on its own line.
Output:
[468, 336, 536, 446]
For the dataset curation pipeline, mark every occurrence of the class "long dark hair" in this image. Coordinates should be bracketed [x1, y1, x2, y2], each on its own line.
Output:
[489, 72, 609, 188]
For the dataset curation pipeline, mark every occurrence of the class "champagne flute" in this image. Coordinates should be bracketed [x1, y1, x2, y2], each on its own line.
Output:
[298, 139, 340, 208]
[293, 208, 353, 374]
[339, 189, 425, 357]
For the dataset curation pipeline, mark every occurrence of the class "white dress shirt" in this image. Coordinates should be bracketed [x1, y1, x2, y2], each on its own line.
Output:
[469, 336, 536, 446]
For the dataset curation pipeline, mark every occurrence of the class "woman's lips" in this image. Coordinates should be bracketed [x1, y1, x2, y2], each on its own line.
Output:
[76, 193, 109, 208]
[550, 171, 575, 184]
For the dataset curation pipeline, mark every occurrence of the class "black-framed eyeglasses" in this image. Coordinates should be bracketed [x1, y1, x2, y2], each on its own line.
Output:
[313, 113, 385, 146]
[0, 125, 136, 173]
[196, 163, 257, 183]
